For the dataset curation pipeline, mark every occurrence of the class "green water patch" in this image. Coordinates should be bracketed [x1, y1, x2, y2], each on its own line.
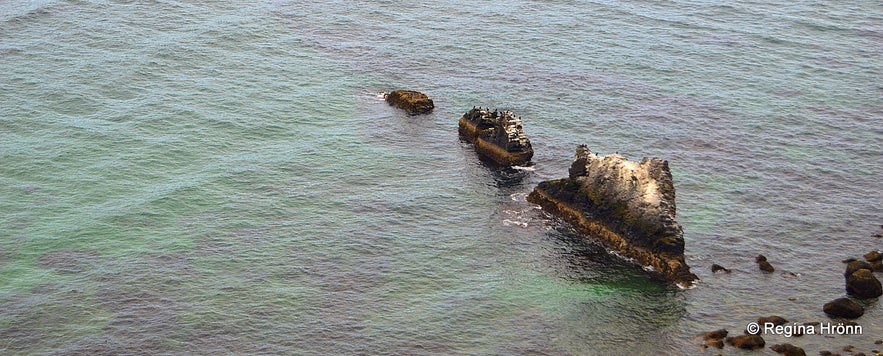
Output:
[672, 166, 764, 236]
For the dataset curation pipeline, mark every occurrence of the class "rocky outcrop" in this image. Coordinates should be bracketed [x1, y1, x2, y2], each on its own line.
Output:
[526, 145, 697, 286]
[384, 90, 434, 115]
[458, 107, 533, 166]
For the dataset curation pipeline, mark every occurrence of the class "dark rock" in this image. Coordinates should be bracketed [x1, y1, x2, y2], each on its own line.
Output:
[458, 107, 533, 166]
[823, 298, 865, 318]
[843, 345, 855, 353]
[384, 90, 434, 115]
[704, 329, 728, 340]
[756, 254, 768, 262]
[526, 145, 697, 286]
[758, 316, 789, 326]
[726, 334, 765, 350]
[865, 250, 883, 263]
[770, 343, 806, 356]
[703, 338, 724, 349]
[711, 264, 730, 273]
[871, 261, 883, 272]
[756, 255, 776, 273]
[846, 269, 883, 298]
[845, 261, 872, 278]
[843, 257, 858, 263]
[818, 351, 834, 356]
[876, 339, 883, 345]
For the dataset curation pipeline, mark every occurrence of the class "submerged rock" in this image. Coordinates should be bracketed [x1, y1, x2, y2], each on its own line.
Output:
[458, 107, 533, 166]
[758, 316, 789, 326]
[711, 264, 730, 273]
[823, 297, 865, 318]
[726, 334, 765, 350]
[384, 90, 434, 115]
[770, 343, 806, 356]
[526, 145, 697, 286]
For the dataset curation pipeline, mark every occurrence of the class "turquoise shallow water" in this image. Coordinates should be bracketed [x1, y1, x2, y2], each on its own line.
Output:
[1, 0, 881, 354]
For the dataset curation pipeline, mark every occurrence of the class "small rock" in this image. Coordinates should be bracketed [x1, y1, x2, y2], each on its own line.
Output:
[384, 90, 434, 115]
[756, 254, 768, 262]
[846, 269, 883, 299]
[823, 298, 865, 319]
[758, 260, 775, 273]
[703, 338, 724, 349]
[758, 316, 789, 326]
[711, 264, 730, 273]
[845, 261, 873, 277]
[726, 334, 765, 350]
[770, 343, 806, 356]
[876, 339, 883, 344]
[819, 351, 833, 356]
[866, 250, 883, 263]
[781, 271, 800, 278]
[704, 329, 728, 340]
[843, 258, 858, 263]
[843, 345, 855, 352]
[871, 261, 883, 272]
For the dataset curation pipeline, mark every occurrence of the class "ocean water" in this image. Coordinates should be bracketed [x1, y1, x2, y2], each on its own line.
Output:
[1, 0, 881, 354]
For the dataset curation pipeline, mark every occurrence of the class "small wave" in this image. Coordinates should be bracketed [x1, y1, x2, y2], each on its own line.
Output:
[511, 165, 535, 171]
[502, 219, 528, 228]
[510, 192, 529, 201]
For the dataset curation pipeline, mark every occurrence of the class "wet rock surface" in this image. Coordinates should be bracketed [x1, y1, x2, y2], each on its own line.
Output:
[726, 334, 765, 350]
[758, 315, 789, 326]
[526, 145, 696, 286]
[770, 343, 806, 356]
[823, 298, 865, 319]
[458, 107, 533, 166]
[846, 269, 883, 299]
[710, 264, 730, 273]
[845, 260, 872, 278]
[756, 254, 775, 273]
[384, 90, 434, 115]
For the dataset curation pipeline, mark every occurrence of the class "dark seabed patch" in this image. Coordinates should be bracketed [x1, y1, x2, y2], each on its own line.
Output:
[37, 249, 102, 275]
